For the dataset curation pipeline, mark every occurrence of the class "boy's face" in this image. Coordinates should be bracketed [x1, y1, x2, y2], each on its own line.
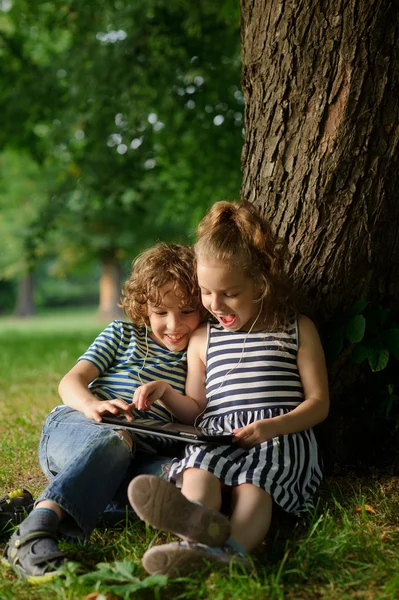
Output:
[147, 285, 200, 351]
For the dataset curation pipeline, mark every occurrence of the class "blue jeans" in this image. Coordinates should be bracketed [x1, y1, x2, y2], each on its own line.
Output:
[37, 405, 172, 540]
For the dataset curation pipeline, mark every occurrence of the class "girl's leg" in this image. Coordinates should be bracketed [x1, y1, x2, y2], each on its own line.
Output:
[138, 474, 263, 577]
[230, 483, 272, 551]
[181, 467, 223, 512]
[128, 468, 230, 546]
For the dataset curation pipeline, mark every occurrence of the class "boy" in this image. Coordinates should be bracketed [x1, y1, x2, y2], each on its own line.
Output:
[2, 243, 201, 583]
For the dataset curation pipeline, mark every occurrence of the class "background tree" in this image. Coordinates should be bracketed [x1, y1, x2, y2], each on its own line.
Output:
[0, 151, 61, 315]
[240, 0, 399, 467]
[0, 0, 243, 318]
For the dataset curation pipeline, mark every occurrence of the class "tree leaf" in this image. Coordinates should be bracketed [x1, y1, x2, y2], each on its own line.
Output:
[384, 394, 394, 418]
[355, 504, 377, 515]
[351, 343, 373, 364]
[376, 306, 389, 325]
[347, 299, 369, 318]
[345, 315, 366, 343]
[368, 348, 390, 372]
[383, 328, 399, 360]
[325, 326, 344, 360]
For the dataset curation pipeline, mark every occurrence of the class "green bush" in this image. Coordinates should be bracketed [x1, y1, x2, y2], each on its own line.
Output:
[35, 274, 100, 309]
[0, 280, 16, 314]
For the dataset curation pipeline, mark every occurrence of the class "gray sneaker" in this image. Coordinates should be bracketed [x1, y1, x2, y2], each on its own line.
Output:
[127, 474, 230, 547]
[1, 527, 66, 584]
[142, 540, 251, 577]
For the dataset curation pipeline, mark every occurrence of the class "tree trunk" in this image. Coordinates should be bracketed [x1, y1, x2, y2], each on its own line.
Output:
[98, 257, 123, 321]
[15, 273, 35, 317]
[240, 0, 399, 469]
[241, 0, 399, 316]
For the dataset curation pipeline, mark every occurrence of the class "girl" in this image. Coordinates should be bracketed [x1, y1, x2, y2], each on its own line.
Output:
[129, 201, 330, 577]
[3, 243, 211, 583]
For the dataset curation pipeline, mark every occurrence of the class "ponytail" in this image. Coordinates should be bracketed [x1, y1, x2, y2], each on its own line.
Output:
[195, 201, 296, 329]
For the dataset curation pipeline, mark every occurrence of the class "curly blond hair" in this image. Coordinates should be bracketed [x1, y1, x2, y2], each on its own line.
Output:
[195, 201, 297, 330]
[119, 243, 201, 325]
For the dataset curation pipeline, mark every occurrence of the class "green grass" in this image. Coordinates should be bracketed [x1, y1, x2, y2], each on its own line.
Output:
[0, 308, 398, 599]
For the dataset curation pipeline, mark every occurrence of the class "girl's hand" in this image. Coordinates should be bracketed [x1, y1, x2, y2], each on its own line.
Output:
[133, 381, 169, 411]
[233, 419, 279, 448]
[83, 398, 135, 423]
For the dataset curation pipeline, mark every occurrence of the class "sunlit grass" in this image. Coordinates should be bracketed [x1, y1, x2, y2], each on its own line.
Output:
[0, 308, 398, 599]
[0, 306, 111, 333]
[0, 308, 108, 493]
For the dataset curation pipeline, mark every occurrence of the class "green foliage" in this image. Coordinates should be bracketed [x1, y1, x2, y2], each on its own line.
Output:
[0, 0, 243, 291]
[34, 271, 100, 309]
[326, 301, 399, 424]
[0, 150, 61, 278]
[64, 560, 168, 600]
[0, 280, 16, 313]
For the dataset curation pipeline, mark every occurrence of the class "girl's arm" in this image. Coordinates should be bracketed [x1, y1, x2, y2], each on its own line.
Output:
[233, 315, 329, 446]
[59, 360, 135, 423]
[133, 325, 208, 424]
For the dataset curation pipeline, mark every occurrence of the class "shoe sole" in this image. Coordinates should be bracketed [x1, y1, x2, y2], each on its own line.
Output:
[142, 543, 249, 577]
[127, 475, 230, 547]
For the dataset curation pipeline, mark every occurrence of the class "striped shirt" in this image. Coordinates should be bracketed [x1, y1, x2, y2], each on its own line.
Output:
[78, 320, 187, 425]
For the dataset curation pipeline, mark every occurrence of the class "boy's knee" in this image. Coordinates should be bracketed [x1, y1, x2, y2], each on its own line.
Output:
[114, 429, 135, 451]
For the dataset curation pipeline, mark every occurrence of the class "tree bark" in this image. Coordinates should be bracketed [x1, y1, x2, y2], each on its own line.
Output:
[98, 257, 123, 321]
[14, 273, 35, 317]
[241, 0, 399, 317]
[240, 0, 399, 468]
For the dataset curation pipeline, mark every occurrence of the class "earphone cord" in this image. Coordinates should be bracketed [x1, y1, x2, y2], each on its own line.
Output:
[137, 323, 150, 386]
[137, 323, 174, 421]
[194, 301, 263, 427]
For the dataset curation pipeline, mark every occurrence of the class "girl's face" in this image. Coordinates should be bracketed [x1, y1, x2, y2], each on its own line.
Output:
[197, 257, 262, 331]
[147, 285, 200, 351]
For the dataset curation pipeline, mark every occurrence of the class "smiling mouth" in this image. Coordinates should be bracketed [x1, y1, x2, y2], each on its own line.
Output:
[165, 334, 186, 343]
[218, 314, 236, 327]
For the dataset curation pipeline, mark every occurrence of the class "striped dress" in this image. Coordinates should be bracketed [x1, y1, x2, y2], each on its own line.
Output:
[168, 318, 323, 514]
[78, 320, 187, 450]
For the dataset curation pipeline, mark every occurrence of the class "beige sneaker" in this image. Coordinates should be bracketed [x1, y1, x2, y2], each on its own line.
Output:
[127, 475, 230, 547]
[142, 541, 251, 577]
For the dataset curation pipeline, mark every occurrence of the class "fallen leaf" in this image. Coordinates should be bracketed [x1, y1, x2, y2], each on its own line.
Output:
[84, 593, 121, 600]
[355, 504, 377, 514]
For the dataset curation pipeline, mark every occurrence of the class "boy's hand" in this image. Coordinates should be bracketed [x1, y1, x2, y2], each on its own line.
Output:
[83, 399, 135, 423]
[233, 419, 279, 448]
[133, 381, 169, 411]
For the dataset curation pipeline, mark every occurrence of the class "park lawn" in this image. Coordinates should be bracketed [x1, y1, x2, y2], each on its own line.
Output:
[0, 309, 398, 600]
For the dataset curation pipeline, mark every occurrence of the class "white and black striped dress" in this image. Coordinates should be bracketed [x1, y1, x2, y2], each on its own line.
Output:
[168, 318, 323, 514]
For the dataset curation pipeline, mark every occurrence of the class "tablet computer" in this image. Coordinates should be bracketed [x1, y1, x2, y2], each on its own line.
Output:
[101, 415, 233, 445]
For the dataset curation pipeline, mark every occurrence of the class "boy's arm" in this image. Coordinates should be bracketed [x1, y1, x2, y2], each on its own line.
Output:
[59, 360, 135, 423]
[133, 325, 208, 424]
[233, 315, 330, 446]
